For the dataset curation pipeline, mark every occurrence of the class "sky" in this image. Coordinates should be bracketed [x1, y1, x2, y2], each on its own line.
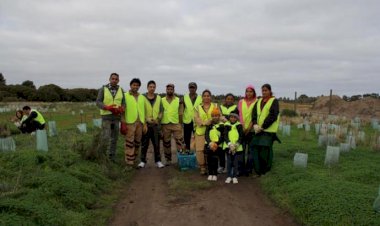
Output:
[1, 0, 379, 98]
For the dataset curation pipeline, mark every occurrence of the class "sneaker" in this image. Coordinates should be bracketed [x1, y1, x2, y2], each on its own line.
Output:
[212, 175, 217, 181]
[137, 162, 146, 168]
[207, 175, 213, 181]
[225, 177, 232, 184]
[217, 167, 224, 174]
[232, 177, 238, 184]
[156, 161, 165, 168]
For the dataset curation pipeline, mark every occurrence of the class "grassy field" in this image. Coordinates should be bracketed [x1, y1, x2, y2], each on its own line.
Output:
[262, 122, 380, 225]
[0, 103, 132, 226]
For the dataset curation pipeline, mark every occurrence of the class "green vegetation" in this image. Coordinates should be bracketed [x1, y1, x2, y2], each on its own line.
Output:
[281, 109, 298, 117]
[261, 124, 380, 225]
[0, 109, 131, 225]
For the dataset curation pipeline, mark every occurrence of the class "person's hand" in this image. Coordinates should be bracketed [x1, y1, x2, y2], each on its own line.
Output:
[143, 123, 148, 134]
[120, 122, 127, 135]
[253, 124, 260, 134]
[209, 142, 218, 152]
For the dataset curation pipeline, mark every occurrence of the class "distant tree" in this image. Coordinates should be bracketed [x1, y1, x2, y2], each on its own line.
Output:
[37, 84, 65, 102]
[0, 73, 5, 86]
[350, 95, 362, 101]
[7, 85, 36, 101]
[21, 80, 36, 89]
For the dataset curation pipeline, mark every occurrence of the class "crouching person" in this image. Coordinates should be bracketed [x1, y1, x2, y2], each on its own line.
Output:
[205, 108, 224, 181]
[21, 106, 46, 133]
[224, 111, 244, 184]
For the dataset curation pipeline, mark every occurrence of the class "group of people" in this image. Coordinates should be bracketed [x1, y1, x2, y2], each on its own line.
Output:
[12, 106, 46, 134]
[97, 73, 281, 184]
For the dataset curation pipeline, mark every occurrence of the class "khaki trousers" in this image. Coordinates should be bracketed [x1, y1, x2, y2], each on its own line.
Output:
[162, 123, 184, 161]
[195, 134, 206, 172]
[124, 122, 143, 165]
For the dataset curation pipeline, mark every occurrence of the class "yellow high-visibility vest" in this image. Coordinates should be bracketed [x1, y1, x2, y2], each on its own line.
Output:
[257, 97, 280, 133]
[183, 94, 202, 124]
[240, 99, 257, 130]
[161, 96, 180, 124]
[220, 105, 237, 116]
[125, 92, 145, 123]
[223, 121, 243, 152]
[32, 109, 45, 125]
[144, 94, 161, 121]
[100, 86, 123, 115]
[195, 103, 217, 136]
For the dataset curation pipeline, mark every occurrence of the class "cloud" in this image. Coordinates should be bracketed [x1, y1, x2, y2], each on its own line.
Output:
[0, 0, 379, 98]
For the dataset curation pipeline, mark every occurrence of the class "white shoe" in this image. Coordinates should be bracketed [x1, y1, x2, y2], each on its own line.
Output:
[207, 175, 213, 181]
[137, 162, 145, 168]
[232, 177, 238, 184]
[212, 175, 217, 181]
[217, 167, 224, 174]
[225, 177, 232, 183]
[156, 161, 165, 168]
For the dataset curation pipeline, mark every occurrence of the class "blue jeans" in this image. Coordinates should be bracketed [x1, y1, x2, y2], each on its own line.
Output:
[227, 152, 241, 178]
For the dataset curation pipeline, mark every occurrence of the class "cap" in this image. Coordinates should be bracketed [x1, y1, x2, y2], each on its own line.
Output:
[188, 82, 197, 88]
[166, 83, 175, 88]
[211, 108, 220, 117]
[229, 112, 239, 118]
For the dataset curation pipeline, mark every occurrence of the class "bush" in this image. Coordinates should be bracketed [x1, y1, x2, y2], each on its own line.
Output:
[281, 109, 298, 117]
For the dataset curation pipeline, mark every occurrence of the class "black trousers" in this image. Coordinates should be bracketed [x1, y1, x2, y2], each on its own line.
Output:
[207, 147, 221, 175]
[21, 121, 45, 133]
[183, 122, 194, 150]
[141, 124, 161, 163]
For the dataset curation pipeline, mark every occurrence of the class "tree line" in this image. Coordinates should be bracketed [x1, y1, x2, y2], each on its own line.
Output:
[0, 73, 98, 102]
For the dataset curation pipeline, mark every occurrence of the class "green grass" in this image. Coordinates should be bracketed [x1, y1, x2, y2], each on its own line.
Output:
[0, 113, 132, 226]
[261, 124, 380, 226]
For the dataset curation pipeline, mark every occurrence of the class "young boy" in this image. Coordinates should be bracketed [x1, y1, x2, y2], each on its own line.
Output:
[205, 108, 224, 181]
[223, 111, 244, 184]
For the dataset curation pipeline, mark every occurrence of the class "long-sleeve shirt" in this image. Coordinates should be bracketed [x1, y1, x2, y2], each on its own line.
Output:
[22, 111, 38, 125]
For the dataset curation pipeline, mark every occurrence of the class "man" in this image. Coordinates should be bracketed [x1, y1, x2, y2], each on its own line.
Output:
[161, 83, 185, 165]
[138, 80, 165, 168]
[96, 73, 126, 162]
[123, 78, 146, 166]
[21, 106, 46, 133]
[182, 82, 202, 151]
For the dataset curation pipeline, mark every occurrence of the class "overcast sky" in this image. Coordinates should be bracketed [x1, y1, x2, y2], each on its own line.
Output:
[1, 0, 379, 98]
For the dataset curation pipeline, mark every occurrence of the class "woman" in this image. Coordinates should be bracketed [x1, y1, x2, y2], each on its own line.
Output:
[194, 90, 219, 175]
[237, 85, 257, 176]
[251, 84, 280, 176]
[11, 110, 28, 133]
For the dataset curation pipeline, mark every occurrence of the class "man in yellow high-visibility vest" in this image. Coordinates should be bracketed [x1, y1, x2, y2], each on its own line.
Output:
[138, 80, 165, 168]
[96, 73, 126, 162]
[182, 82, 202, 151]
[21, 106, 46, 133]
[161, 83, 185, 165]
[122, 78, 147, 167]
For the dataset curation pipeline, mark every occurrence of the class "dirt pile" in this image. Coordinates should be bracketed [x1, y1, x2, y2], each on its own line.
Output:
[311, 96, 380, 118]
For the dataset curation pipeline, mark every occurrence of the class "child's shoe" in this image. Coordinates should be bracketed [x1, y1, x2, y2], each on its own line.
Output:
[212, 175, 217, 181]
[207, 175, 213, 181]
[232, 177, 238, 184]
[225, 177, 232, 183]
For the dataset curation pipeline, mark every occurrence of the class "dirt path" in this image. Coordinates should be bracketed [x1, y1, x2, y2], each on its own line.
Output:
[109, 145, 297, 226]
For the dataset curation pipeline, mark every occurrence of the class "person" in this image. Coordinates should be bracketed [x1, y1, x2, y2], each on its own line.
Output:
[251, 84, 280, 176]
[96, 72, 126, 162]
[138, 80, 165, 168]
[220, 93, 238, 121]
[20, 106, 46, 133]
[218, 93, 238, 173]
[123, 78, 146, 167]
[160, 83, 185, 165]
[182, 82, 202, 151]
[11, 110, 28, 133]
[205, 108, 224, 181]
[237, 85, 257, 176]
[224, 111, 244, 184]
[194, 89, 219, 175]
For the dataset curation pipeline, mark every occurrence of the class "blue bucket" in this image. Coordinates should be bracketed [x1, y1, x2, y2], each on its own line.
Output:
[177, 152, 197, 171]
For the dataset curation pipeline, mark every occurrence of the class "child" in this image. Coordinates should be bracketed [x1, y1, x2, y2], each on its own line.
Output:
[223, 111, 244, 184]
[205, 108, 224, 181]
